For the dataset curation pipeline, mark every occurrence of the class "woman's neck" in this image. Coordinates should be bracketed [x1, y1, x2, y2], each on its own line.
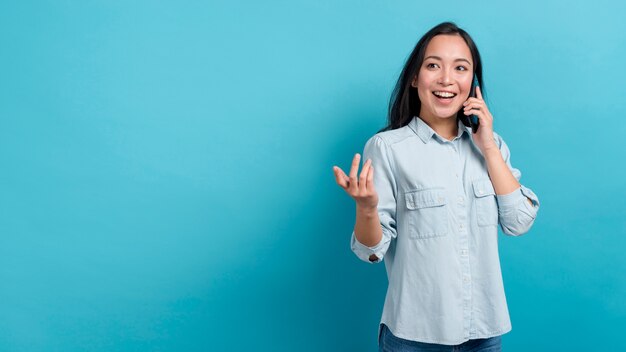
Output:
[419, 114, 458, 141]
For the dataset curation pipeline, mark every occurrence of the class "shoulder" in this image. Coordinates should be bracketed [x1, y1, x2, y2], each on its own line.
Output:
[366, 124, 416, 148]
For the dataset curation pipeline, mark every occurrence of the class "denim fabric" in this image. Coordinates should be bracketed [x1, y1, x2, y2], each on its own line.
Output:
[379, 324, 502, 352]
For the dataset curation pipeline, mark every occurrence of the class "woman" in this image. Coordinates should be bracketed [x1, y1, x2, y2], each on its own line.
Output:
[332, 22, 540, 351]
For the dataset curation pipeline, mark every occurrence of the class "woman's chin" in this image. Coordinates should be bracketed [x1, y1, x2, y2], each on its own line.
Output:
[432, 110, 458, 120]
[422, 105, 461, 120]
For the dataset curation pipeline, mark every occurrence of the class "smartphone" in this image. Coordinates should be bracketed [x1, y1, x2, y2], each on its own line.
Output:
[460, 74, 480, 133]
[469, 74, 480, 133]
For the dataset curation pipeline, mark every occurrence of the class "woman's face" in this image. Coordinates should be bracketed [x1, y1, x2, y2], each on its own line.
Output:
[412, 34, 474, 121]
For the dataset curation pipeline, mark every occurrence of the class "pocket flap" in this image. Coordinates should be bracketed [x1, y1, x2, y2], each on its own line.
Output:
[406, 188, 446, 210]
[472, 179, 496, 198]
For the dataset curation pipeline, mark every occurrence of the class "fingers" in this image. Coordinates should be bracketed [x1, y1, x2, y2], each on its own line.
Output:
[463, 101, 483, 114]
[332, 166, 349, 189]
[464, 84, 484, 106]
[348, 153, 361, 193]
[463, 98, 490, 116]
[334, 154, 377, 196]
[463, 98, 493, 128]
[366, 164, 374, 191]
[348, 153, 361, 178]
[359, 159, 371, 193]
[463, 97, 482, 106]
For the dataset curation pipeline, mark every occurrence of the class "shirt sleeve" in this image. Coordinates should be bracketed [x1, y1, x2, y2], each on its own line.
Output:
[494, 134, 540, 236]
[350, 135, 398, 263]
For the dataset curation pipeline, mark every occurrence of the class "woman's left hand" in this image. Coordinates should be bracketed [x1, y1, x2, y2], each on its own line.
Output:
[463, 86, 498, 153]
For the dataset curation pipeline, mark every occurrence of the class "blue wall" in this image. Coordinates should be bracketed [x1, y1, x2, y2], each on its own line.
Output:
[1, 1, 624, 351]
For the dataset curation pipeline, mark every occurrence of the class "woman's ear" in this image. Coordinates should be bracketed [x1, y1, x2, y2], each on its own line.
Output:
[411, 76, 418, 88]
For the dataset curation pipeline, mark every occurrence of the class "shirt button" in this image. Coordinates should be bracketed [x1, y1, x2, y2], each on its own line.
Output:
[438, 197, 444, 203]
[459, 223, 464, 229]
[458, 196, 464, 204]
[463, 276, 470, 283]
[460, 249, 468, 256]
[478, 190, 484, 195]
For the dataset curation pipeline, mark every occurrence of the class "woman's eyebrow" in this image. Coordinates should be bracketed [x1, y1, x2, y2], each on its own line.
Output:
[424, 55, 472, 65]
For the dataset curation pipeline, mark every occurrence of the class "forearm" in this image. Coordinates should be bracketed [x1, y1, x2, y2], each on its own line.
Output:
[483, 147, 532, 205]
[354, 205, 383, 247]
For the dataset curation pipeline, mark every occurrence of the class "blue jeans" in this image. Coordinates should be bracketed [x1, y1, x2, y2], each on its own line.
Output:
[378, 324, 502, 352]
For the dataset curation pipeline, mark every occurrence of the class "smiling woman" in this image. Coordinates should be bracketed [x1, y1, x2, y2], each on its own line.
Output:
[412, 34, 475, 138]
[383, 22, 484, 133]
[332, 22, 540, 352]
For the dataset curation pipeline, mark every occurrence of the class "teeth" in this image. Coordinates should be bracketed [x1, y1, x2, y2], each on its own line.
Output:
[433, 91, 456, 98]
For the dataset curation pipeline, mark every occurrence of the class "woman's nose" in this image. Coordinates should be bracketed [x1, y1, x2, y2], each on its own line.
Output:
[438, 70, 452, 85]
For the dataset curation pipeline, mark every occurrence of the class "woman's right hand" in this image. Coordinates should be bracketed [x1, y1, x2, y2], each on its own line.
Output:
[332, 153, 378, 210]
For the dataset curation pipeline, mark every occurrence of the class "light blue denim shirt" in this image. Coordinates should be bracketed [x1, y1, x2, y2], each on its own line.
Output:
[350, 116, 540, 345]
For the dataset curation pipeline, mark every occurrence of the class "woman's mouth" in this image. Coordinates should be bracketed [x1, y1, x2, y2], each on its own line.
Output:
[432, 91, 457, 104]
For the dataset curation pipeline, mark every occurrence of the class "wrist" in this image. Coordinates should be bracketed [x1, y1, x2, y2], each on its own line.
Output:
[356, 204, 377, 217]
[482, 145, 501, 159]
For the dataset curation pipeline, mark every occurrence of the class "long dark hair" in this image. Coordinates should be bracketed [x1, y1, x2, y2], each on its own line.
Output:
[381, 22, 484, 132]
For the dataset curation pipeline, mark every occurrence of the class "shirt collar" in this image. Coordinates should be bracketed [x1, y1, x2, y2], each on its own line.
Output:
[409, 116, 471, 143]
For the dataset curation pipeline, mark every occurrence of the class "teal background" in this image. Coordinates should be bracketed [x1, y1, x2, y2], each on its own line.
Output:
[1, 0, 625, 351]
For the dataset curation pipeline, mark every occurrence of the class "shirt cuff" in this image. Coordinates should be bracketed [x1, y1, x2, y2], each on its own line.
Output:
[350, 231, 386, 263]
[496, 185, 540, 210]
[496, 187, 524, 208]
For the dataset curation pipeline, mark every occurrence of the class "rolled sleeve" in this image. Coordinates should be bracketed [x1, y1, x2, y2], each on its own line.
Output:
[349, 135, 397, 263]
[494, 134, 540, 236]
[350, 230, 387, 263]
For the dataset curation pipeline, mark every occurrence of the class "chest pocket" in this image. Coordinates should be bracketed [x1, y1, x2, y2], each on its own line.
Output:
[472, 178, 498, 226]
[405, 188, 448, 239]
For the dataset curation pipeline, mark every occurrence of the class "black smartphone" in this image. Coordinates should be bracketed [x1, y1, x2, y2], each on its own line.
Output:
[469, 74, 480, 133]
[460, 74, 480, 133]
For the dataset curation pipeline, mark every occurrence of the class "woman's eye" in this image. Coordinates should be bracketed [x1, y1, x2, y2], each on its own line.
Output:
[456, 66, 468, 71]
[426, 63, 439, 69]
